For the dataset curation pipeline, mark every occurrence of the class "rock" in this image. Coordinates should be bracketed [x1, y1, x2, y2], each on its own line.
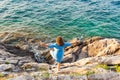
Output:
[30, 71, 50, 80]
[0, 43, 36, 72]
[0, 49, 15, 57]
[78, 51, 88, 60]
[71, 57, 96, 66]
[64, 48, 73, 56]
[0, 64, 15, 71]
[84, 36, 103, 44]
[66, 55, 120, 67]
[0, 72, 9, 77]
[0, 43, 6, 50]
[63, 37, 120, 63]
[63, 46, 82, 62]
[63, 54, 73, 62]
[58, 66, 91, 75]
[0, 35, 120, 80]
[21, 45, 29, 50]
[88, 71, 120, 80]
[83, 38, 120, 57]
[21, 62, 49, 71]
[97, 55, 120, 65]
[51, 75, 88, 80]
[5, 59, 18, 65]
[18, 57, 34, 66]
[69, 38, 81, 46]
[8, 75, 34, 80]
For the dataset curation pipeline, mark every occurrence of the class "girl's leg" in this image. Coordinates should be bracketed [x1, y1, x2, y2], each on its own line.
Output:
[50, 50, 61, 72]
[57, 62, 60, 71]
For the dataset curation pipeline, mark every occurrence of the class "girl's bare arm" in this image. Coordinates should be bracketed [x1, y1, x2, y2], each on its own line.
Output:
[39, 42, 49, 47]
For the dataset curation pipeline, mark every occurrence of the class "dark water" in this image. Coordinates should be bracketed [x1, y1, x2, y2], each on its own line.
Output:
[0, 0, 120, 40]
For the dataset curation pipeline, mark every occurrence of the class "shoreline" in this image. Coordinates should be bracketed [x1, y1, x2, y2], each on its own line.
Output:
[0, 32, 120, 79]
[0, 26, 120, 42]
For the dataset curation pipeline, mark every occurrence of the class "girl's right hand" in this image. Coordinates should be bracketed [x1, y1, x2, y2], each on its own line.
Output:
[39, 41, 48, 47]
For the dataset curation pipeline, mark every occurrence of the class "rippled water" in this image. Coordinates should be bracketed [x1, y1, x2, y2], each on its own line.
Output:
[0, 0, 120, 40]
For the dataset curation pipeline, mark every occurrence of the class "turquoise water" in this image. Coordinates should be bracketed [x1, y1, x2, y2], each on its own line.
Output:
[0, 0, 120, 40]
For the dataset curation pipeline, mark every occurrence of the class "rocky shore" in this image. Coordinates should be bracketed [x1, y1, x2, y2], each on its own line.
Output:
[0, 32, 120, 80]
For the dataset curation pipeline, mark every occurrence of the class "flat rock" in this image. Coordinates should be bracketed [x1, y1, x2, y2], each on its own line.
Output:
[70, 55, 120, 67]
[0, 64, 15, 71]
[88, 71, 120, 80]
[21, 62, 49, 71]
[8, 75, 34, 80]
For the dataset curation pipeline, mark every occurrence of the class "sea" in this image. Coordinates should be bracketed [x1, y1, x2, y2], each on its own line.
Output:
[0, 0, 120, 40]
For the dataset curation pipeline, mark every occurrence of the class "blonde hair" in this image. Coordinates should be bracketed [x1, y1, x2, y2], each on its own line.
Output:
[56, 36, 64, 46]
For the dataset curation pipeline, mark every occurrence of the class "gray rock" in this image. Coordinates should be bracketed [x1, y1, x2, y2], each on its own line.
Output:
[21, 62, 49, 71]
[50, 75, 88, 80]
[8, 75, 34, 80]
[5, 60, 18, 65]
[0, 64, 15, 71]
[69, 55, 120, 67]
[88, 71, 120, 80]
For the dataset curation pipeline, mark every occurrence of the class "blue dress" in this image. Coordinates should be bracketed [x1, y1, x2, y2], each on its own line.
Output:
[48, 42, 71, 62]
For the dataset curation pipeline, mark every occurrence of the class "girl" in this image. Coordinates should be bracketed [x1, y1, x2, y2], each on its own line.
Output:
[40, 36, 77, 72]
